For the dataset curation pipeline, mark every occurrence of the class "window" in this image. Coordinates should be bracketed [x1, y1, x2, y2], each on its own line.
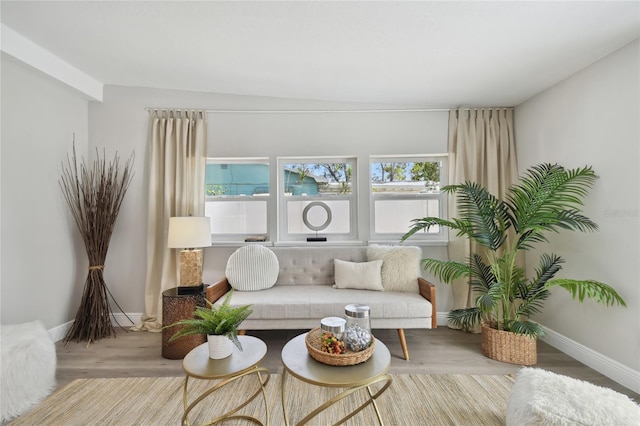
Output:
[278, 157, 357, 242]
[370, 155, 447, 242]
[205, 158, 270, 242]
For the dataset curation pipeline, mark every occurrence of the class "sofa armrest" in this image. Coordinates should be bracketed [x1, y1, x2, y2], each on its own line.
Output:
[206, 278, 232, 303]
[418, 277, 437, 329]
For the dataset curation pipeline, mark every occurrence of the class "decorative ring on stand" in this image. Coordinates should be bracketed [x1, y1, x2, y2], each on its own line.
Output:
[302, 201, 332, 231]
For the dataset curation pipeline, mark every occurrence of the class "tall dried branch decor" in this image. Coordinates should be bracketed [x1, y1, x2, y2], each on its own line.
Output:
[60, 143, 134, 344]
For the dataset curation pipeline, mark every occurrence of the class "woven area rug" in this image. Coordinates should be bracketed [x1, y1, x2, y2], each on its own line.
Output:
[9, 373, 515, 425]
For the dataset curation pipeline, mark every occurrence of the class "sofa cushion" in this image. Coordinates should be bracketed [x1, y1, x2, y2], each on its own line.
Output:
[226, 244, 279, 291]
[367, 245, 421, 293]
[219, 286, 432, 322]
[271, 247, 367, 286]
[333, 259, 384, 291]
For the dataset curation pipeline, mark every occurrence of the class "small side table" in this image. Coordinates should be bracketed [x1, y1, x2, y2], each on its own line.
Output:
[281, 333, 392, 425]
[182, 336, 270, 425]
[162, 287, 207, 359]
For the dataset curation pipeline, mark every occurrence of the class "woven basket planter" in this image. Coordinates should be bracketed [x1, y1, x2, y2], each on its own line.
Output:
[481, 322, 537, 365]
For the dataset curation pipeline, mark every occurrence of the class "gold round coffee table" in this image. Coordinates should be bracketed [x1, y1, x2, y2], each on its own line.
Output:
[182, 335, 270, 426]
[281, 332, 392, 425]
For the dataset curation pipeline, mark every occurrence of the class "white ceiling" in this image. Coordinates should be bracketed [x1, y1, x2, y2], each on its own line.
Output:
[1, 1, 638, 107]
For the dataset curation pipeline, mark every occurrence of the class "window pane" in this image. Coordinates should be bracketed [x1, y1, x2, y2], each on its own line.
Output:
[371, 161, 441, 194]
[205, 200, 268, 234]
[286, 200, 351, 234]
[373, 199, 440, 234]
[282, 162, 352, 196]
[206, 162, 269, 196]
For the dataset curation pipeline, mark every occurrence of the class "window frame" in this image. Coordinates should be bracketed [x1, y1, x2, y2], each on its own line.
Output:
[204, 157, 272, 243]
[369, 154, 448, 243]
[277, 156, 358, 243]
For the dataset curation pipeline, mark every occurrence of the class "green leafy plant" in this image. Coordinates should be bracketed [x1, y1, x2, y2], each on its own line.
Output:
[165, 290, 252, 350]
[401, 163, 625, 339]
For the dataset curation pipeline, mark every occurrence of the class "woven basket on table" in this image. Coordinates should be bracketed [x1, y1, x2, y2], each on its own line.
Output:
[305, 327, 375, 366]
[481, 322, 537, 365]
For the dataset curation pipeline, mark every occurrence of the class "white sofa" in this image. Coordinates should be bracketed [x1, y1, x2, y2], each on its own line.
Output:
[206, 245, 436, 360]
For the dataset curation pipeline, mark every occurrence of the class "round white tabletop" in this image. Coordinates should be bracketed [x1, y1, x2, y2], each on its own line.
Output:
[281, 333, 391, 386]
[183, 335, 267, 380]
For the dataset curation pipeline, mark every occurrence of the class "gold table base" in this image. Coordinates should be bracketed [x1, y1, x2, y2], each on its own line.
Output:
[282, 369, 392, 426]
[182, 367, 270, 426]
[182, 336, 270, 426]
[280, 333, 393, 426]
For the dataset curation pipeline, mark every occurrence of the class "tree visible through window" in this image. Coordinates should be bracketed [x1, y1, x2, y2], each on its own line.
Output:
[370, 156, 447, 241]
[279, 158, 357, 241]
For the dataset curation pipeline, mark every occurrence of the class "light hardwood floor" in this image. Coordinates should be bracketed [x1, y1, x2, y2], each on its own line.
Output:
[56, 327, 639, 402]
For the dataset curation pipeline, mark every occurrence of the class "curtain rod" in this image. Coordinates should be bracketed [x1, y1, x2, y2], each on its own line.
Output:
[145, 107, 513, 114]
[145, 107, 448, 114]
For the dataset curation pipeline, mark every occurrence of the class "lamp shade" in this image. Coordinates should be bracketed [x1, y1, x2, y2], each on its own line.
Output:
[167, 216, 211, 249]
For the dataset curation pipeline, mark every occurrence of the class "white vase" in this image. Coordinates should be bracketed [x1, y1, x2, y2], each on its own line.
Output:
[207, 334, 234, 359]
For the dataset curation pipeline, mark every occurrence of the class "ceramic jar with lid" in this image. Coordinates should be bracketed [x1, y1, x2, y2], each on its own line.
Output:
[344, 304, 372, 351]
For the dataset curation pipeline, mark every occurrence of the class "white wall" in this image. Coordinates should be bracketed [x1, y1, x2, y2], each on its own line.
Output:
[1, 53, 89, 328]
[515, 40, 639, 374]
[88, 86, 451, 314]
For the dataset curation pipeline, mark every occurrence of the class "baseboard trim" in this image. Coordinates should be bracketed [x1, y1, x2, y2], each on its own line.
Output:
[541, 325, 640, 394]
[434, 312, 639, 394]
[436, 311, 449, 327]
[48, 320, 74, 342]
[49, 313, 142, 343]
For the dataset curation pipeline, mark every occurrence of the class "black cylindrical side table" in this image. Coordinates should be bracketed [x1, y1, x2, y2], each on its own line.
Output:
[162, 287, 206, 359]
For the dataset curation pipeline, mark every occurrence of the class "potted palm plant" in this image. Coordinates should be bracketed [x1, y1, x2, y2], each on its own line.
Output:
[401, 163, 626, 365]
[165, 290, 252, 359]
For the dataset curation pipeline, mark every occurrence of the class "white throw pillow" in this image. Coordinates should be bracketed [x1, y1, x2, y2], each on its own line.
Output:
[367, 244, 421, 293]
[226, 245, 279, 291]
[333, 259, 384, 291]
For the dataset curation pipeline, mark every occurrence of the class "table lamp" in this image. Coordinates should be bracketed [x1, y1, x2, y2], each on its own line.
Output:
[168, 216, 211, 295]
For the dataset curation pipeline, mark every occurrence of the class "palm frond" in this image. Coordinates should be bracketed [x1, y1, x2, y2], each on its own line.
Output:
[476, 292, 499, 312]
[447, 307, 482, 331]
[515, 288, 550, 318]
[531, 253, 564, 287]
[546, 279, 626, 306]
[555, 210, 599, 232]
[507, 164, 598, 250]
[506, 320, 545, 338]
[444, 182, 510, 250]
[468, 253, 496, 293]
[401, 217, 471, 241]
[421, 258, 471, 284]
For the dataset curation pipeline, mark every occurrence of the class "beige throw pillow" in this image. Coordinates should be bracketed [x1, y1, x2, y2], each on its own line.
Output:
[333, 259, 384, 291]
[367, 245, 421, 293]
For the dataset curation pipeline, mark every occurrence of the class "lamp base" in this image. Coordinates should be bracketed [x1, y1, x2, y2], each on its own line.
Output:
[179, 249, 203, 286]
[177, 284, 205, 295]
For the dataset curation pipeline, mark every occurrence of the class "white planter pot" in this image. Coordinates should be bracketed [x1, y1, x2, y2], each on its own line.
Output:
[207, 334, 234, 359]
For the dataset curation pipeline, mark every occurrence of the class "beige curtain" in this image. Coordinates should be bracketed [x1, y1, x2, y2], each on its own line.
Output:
[132, 110, 207, 332]
[447, 108, 518, 331]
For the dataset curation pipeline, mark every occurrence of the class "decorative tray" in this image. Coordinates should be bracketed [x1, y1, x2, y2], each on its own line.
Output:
[305, 327, 374, 366]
